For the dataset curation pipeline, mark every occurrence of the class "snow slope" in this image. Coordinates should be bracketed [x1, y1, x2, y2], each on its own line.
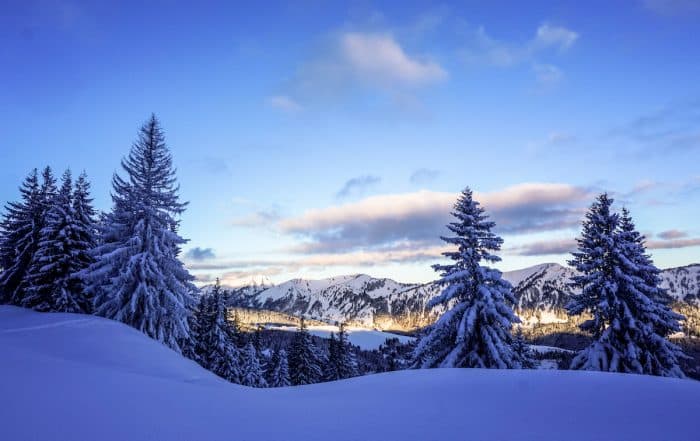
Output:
[267, 324, 414, 349]
[2, 306, 700, 441]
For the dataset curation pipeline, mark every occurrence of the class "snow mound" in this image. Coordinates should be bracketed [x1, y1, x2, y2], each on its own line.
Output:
[2, 306, 699, 441]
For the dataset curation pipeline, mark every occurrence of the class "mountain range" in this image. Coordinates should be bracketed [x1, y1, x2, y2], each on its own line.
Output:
[223, 262, 700, 331]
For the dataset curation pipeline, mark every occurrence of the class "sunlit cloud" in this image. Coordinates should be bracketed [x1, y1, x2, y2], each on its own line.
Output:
[278, 183, 591, 254]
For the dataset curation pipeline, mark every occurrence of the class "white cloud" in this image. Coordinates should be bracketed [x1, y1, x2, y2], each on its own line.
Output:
[274, 31, 447, 107]
[340, 32, 447, 86]
[266, 95, 303, 112]
[532, 23, 579, 52]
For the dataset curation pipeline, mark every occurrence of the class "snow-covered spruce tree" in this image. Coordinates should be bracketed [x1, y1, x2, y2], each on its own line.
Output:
[0, 169, 42, 304]
[194, 280, 241, 382]
[288, 317, 323, 385]
[567, 195, 685, 377]
[413, 187, 521, 369]
[267, 348, 291, 387]
[0, 167, 56, 305]
[512, 327, 535, 369]
[84, 115, 197, 353]
[70, 171, 98, 310]
[336, 323, 358, 379]
[23, 170, 95, 312]
[240, 342, 268, 388]
[323, 332, 340, 381]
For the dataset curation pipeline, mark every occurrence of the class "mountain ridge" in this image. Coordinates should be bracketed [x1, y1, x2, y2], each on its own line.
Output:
[221, 262, 700, 330]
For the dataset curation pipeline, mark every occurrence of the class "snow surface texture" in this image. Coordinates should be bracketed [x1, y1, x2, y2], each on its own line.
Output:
[267, 324, 414, 350]
[2, 306, 700, 441]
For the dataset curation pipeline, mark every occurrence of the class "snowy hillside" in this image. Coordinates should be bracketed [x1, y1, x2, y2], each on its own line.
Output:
[2, 306, 699, 441]
[226, 263, 700, 329]
[660, 264, 700, 303]
[228, 274, 442, 330]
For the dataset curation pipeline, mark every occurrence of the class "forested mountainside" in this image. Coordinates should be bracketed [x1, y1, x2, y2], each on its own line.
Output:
[221, 263, 700, 331]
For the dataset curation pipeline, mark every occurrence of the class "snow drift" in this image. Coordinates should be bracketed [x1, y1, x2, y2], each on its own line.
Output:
[1, 306, 699, 441]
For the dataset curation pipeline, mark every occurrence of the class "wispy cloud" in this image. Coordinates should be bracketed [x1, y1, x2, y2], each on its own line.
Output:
[610, 99, 700, 154]
[184, 247, 216, 261]
[409, 168, 440, 184]
[266, 95, 303, 112]
[643, 0, 700, 15]
[336, 175, 381, 199]
[188, 244, 450, 285]
[508, 238, 577, 256]
[547, 132, 576, 145]
[340, 32, 447, 86]
[460, 22, 578, 86]
[532, 63, 564, 88]
[647, 237, 700, 249]
[278, 31, 447, 107]
[657, 229, 688, 240]
[231, 209, 281, 228]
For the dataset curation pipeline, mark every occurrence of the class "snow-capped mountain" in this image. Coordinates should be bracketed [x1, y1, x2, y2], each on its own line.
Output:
[227, 274, 442, 330]
[224, 263, 700, 330]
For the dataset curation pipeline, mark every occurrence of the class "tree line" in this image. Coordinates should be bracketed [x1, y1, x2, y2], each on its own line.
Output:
[0, 115, 688, 384]
[0, 115, 359, 386]
[413, 188, 686, 377]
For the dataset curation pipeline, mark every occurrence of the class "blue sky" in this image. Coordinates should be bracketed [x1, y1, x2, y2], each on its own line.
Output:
[1, 0, 699, 285]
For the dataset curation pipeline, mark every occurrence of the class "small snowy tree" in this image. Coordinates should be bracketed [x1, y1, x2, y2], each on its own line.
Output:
[0, 167, 56, 305]
[194, 280, 241, 382]
[240, 342, 268, 388]
[84, 115, 197, 353]
[323, 332, 340, 381]
[267, 348, 291, 387]
[413, 187, 521, 369]
[330, 323, 358, 379]
[568, 196, 685, 377]
[512, 327, 535, 369]
[288, 317, 323, 385]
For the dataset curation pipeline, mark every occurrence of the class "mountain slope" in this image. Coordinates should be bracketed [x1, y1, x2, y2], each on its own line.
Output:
[226, 263, 700, 330]
[2, 306, 699, 441]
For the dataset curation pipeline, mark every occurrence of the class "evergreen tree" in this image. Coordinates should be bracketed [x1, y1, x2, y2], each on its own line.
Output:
[84, 115, 197, 353]
[288, 317, 323, 385]
[0, 167, 55, 305]
[413, 187, 521, 369]
[323, 332, 340, 381]
[267, 348, 291, 387]
[240, 341, 268, 388]
[567, 195, 685, 377]
[194, 280, 240, 382]
[23, 170, 95, 312]
[380, 338, 402, 372]
[512, 327, 535, 369]
[70, 171, 98, 309]
[0, 169, 42, 304]
[336, 323, 358, 379]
